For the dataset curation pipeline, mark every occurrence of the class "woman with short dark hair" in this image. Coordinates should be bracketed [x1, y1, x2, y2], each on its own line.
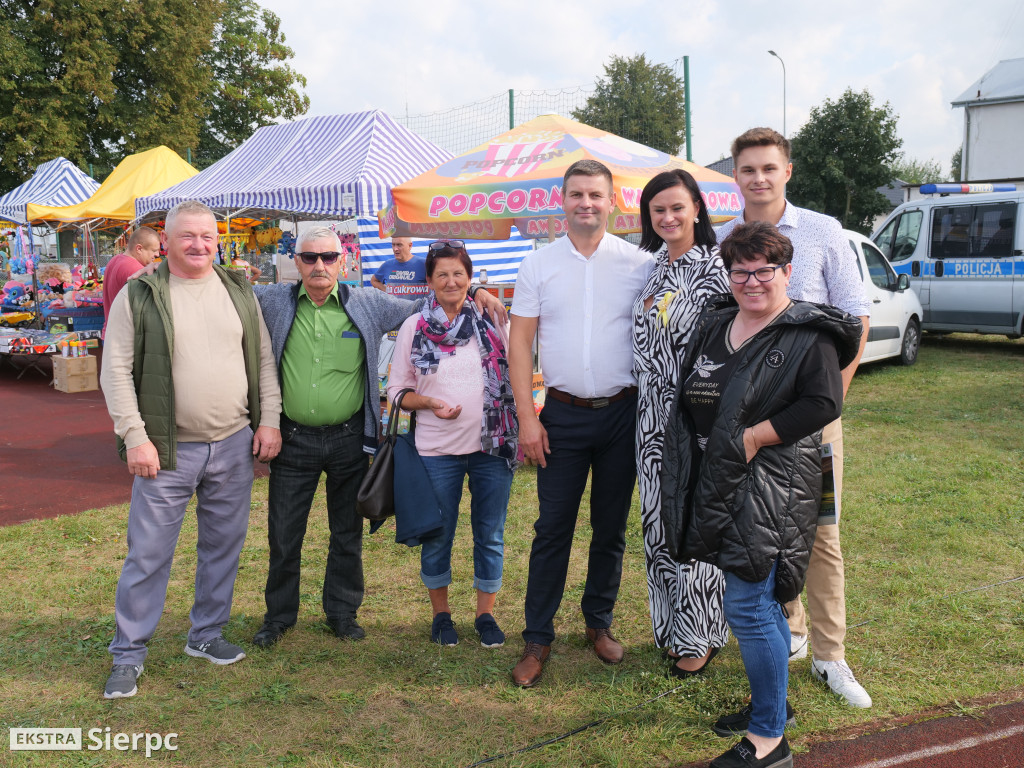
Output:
[661, 221, 863, 768]
[387, 240, 519, 649]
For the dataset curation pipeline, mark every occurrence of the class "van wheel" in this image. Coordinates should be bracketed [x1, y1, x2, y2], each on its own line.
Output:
[899, 318, 920, 365]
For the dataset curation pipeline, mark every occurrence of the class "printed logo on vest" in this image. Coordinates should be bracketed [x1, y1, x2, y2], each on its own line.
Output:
[765, 348, 785, 368]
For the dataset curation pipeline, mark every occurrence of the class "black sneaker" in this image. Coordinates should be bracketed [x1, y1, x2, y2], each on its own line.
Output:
[712, 701, 796, 737]
[430, 612, 458, 646]
[184, 637, 246, 665]
[474, 613, 505, 648]
[104, 664, 143, 699]
[710, 736, 792, 768]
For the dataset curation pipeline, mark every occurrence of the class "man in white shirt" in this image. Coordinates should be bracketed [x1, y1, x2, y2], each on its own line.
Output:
[717, 127, 873, 709]
[508, 159, 653, 687]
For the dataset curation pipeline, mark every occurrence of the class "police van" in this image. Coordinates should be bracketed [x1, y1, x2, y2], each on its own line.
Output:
[871, 185, 1023, 337]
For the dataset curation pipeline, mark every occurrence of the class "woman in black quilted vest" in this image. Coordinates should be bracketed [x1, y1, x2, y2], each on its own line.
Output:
[660, 221, 862, 768]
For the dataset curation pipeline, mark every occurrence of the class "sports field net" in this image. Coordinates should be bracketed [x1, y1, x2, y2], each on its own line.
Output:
[396, 58, 687, 157]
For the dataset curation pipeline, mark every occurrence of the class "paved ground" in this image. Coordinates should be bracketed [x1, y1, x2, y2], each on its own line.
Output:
[0, 349, 266, 526]
[675, 694, 1024, 767]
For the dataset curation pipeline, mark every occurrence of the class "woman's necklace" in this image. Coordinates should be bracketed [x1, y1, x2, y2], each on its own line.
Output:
[727, 300, 793, 351]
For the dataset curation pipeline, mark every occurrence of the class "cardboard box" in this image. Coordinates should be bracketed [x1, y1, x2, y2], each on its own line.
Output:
[53, 354, 98, 393]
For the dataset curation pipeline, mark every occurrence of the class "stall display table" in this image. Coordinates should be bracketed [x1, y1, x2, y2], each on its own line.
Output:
[0, 328, 100, 379]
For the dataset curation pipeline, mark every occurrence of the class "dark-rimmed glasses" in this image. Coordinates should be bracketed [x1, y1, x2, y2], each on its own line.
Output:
[296, 251, 341, 265]
[728, 264, 787, 284]
[427, 239, 465, 251]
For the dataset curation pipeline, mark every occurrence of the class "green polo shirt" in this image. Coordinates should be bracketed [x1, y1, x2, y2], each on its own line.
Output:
[281, 284, 366, 426]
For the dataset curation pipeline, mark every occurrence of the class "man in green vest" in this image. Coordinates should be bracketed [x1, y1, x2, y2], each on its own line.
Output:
[99, 200, 282, 699]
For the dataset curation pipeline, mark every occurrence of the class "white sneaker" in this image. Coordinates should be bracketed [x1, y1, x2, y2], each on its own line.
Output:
[811, 657, 872, 708]
[789, 633, 808, 661]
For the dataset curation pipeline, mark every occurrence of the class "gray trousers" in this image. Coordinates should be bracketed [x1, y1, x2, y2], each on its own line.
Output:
[109, 426, 254, 665]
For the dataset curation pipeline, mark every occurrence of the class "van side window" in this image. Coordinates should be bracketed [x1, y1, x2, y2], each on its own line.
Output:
[931, 206, 971, 259]
[932, 203, 1016, 259]
[975, 203, 1016, 257]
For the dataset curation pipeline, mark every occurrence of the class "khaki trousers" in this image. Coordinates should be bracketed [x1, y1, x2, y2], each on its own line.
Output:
[784, 417, 846, 661]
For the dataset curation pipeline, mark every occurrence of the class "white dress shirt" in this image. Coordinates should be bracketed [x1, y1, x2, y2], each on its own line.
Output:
[718, 202, 871, 318]
[512, 233, 654, 398]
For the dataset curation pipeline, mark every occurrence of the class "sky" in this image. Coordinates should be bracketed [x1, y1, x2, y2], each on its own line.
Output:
[262, 0, 1024, 175]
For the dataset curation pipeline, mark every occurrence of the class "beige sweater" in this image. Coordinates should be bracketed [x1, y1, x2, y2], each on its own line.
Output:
[101, 271, 281, 450]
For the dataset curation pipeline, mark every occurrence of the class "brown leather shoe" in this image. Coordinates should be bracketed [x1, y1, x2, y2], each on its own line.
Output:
[586, 627, 624, 664]
[511, 642, 551, 688]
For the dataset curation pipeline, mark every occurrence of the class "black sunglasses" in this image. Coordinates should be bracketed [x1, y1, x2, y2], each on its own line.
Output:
[295, 251, 341, 265]
[427, 240, 465, 251]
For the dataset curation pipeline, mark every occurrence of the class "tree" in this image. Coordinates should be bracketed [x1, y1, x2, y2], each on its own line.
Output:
[890, 156, 944, 185]
[0, 0, 218, 189]
[195, 0, 309, 168]
[572, 54, 686, 156]
[0, 0, 308, 190]
[951, 147, 962, 182]
[787, 88, 902, 234]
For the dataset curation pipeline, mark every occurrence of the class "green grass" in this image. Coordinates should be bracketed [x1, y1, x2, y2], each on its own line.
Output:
[1, 333, 1022, 767]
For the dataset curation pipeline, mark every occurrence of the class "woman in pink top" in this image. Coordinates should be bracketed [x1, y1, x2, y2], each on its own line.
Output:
[388, 241, 519, 649]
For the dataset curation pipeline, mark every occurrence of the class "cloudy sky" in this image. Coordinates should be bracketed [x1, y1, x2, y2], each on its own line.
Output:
[259, 0, 1024, 174]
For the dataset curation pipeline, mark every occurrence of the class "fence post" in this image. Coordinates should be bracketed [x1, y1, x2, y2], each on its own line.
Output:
[684, 56, 692, 162]
[509, 89, 514, 129]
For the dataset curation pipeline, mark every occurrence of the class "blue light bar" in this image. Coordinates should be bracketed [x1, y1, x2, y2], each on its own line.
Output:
[920, 183, 1017, 194]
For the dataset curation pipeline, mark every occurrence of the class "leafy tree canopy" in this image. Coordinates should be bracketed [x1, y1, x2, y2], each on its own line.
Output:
[787, 88, 902, 234]
[572, 54, 686, 156]
[0, 0, 308, 190]
[890, 156, 944, 185]
[196, 0, 309, 168]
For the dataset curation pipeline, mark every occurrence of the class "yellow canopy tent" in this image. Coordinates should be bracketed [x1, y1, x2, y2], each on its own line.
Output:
[27, 146, 197, 225]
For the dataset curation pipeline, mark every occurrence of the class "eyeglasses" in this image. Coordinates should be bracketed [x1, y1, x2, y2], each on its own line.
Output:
[295, 251, 341, 265]
[427, 240, 465, 251]
[728, 264, 787, 284]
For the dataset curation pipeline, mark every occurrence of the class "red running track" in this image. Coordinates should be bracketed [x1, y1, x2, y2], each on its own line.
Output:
[678, 698, 1024, 768]
[0, 350, 266, 527]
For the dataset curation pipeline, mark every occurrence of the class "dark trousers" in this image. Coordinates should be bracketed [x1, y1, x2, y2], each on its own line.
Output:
[522, 393, 638, 646]
[264, 414, 368, 627]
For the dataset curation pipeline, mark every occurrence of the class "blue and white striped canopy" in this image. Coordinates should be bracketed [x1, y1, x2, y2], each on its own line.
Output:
[0, 157, 100, 225]
[135, 111, 452, 221]
[356, 219, 531, 287]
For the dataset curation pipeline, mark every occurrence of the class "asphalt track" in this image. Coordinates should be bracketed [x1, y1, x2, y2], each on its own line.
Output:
[0, 348, 267, 526]
[3, 350, 1021, 766]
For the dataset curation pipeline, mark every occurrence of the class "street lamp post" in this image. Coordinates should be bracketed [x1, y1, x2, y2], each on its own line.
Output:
[768, 50, 786, 137]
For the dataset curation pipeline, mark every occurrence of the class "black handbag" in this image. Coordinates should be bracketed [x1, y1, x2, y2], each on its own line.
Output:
[356, 388, 413, 522]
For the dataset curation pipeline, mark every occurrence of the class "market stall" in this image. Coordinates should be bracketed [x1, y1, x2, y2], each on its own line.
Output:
[135, 111, 474, 283]
[380, 113, 742, 240]
[20, 146, 199, 332]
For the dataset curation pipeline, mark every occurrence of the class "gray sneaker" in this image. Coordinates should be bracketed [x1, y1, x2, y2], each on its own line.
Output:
[184, 637, 246, 665]
[104, 664, 143, 699]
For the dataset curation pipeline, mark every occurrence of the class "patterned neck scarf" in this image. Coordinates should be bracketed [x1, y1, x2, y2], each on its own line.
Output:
[410, 292, 520, 469]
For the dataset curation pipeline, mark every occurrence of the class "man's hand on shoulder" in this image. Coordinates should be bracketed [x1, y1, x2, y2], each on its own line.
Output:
[473, 287, 508, 324]
[253, 426, 282, 463]
[128, 262, 159, 280]
[127, 441, 161, 478]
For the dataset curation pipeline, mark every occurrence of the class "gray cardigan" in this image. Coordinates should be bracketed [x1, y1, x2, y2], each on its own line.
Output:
[255, 282, 422, 454]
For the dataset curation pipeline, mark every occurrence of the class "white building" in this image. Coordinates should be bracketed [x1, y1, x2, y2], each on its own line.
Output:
[951, 58, 1024, 182]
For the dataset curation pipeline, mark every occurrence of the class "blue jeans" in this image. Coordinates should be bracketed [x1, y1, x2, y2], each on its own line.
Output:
[418, 452, 513, 593]
[723, 561, 790, 739]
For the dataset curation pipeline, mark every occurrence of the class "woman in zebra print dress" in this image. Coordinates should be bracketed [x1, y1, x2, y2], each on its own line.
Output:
[633, 170, 731, 676]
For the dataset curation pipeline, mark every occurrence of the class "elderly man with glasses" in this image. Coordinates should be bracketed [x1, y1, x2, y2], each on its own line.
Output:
[252, 228, 504, 647]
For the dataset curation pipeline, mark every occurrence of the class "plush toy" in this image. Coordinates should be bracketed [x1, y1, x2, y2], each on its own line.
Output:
[2, 282, 26, 303]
